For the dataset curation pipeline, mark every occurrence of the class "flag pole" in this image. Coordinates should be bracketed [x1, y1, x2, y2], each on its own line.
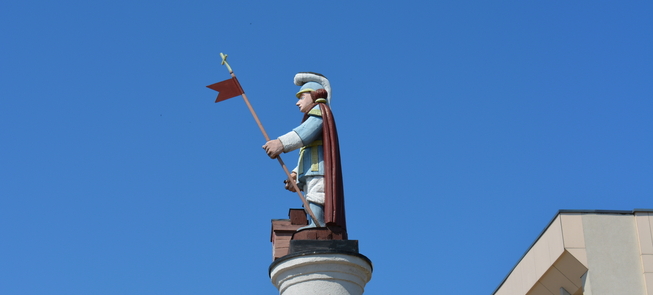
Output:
[217, 53, 322, 227]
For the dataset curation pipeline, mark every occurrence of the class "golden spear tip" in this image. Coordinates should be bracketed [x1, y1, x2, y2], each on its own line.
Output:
[220, 52, 233, 73]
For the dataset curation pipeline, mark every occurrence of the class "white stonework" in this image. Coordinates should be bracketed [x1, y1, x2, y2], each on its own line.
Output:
[270, 253, 373, 295]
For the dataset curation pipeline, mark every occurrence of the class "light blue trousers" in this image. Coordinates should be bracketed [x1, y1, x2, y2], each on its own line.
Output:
[299, 202, 324, 229]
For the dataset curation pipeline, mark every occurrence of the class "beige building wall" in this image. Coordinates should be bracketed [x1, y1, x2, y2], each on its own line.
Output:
[636, 212, 653, 295]
[494, 210, 653, 295]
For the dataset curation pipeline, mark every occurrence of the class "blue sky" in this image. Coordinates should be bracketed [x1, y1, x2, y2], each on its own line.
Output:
[1, 1, 651, 294]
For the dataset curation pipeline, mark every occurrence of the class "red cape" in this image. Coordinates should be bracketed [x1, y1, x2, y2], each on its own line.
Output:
[303, 102, 347, 238]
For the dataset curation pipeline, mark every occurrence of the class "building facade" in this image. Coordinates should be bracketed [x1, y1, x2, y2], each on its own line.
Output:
[494, 209, 653, 295]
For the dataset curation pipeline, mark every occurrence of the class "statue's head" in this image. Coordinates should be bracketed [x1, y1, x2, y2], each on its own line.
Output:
[294, 72, 331, 104]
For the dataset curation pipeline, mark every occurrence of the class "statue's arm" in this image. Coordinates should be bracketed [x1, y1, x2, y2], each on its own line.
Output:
[263, 115, 323, 158]
[290, 116, 323, 145]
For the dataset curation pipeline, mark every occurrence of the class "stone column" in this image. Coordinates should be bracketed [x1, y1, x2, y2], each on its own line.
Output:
[270, 253, 372, 295]
[269, 240, 373, 295]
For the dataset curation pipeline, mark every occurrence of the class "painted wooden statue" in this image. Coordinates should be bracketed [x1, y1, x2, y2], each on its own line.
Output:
[263, 73, 347, 235]
[207, 57, 346, 237]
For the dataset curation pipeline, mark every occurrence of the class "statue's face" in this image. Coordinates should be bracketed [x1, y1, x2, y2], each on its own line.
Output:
[296, 92, 314, 113]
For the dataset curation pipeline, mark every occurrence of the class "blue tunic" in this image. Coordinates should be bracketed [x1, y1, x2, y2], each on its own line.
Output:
[293, 106, 324, 183]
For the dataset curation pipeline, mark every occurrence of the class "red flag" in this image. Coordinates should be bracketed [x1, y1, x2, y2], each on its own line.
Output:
[206, 77, 244, 103]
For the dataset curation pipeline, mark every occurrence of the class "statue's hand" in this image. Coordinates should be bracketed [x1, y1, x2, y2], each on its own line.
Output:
[284, 172, 298, 192]
[262, 139, 284, 159]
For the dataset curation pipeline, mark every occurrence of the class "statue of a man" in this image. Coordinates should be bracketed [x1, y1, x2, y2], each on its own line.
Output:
[262, 72, 347, 235]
